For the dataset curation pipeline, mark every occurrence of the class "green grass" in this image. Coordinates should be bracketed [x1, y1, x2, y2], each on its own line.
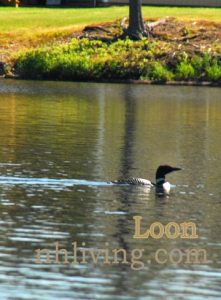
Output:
[0, 6, 221, 33]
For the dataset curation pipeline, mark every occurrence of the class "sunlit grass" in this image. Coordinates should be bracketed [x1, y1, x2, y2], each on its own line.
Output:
[0, 6, 220, 60]
[0, 6, 221, 32]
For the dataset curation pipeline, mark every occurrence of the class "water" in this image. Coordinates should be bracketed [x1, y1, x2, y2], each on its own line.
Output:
[0, 79, 221, 300]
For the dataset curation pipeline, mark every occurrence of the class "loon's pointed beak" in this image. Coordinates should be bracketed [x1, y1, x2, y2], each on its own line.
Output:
[172, 167, 182, 171]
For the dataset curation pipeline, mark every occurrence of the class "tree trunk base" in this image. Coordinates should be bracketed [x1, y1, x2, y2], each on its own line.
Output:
[120, 17, 169, 40]
[120, 17, 146, 40]
[122, 29, 146, 40]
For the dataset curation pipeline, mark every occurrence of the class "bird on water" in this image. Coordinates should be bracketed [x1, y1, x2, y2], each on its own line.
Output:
[114, 165, 181, 194]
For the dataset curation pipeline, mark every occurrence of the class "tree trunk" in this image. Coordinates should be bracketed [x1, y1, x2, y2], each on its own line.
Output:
[126, 0, 146, 40]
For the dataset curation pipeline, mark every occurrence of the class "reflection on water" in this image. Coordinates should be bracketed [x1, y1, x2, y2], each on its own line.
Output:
[0, 176, 115, 187]
[0, 79, 221, 299]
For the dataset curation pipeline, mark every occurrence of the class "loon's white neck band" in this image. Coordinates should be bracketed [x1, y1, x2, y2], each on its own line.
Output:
[156, 178, 165, 184]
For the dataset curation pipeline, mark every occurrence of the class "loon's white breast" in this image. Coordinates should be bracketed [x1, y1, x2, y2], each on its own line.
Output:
[163, 182, 171, 193]
[155, 181, 171, 195]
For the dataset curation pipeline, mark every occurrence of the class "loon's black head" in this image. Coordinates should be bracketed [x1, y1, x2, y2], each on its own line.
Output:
[156, 165, 181, 181]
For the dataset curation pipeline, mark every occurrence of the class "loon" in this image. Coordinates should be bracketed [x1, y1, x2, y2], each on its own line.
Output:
[114, 165, 181, 194]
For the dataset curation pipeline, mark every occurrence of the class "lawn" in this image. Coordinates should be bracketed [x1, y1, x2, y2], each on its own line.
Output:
[0, 6, 221, 33]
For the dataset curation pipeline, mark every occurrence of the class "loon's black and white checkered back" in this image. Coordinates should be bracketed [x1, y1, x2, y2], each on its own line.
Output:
[114, 178, 152, 186]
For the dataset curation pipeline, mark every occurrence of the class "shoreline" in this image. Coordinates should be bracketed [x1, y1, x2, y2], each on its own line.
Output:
[1, 75, 221, 87]
[1, 18, 221, 86]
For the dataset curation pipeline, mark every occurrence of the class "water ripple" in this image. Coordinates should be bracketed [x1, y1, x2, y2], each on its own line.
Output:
[0, 176, 114, 187]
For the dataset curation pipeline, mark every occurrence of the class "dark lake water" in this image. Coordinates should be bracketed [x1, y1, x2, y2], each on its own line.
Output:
[0, 79, 221, 300]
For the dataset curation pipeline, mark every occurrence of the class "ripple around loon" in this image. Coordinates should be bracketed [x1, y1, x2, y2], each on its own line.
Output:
[0, 176, 115, 187]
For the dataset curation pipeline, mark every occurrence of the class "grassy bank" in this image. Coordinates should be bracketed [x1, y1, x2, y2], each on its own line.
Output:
[1, 7, 221, 52]
[1, 7, 221, 83]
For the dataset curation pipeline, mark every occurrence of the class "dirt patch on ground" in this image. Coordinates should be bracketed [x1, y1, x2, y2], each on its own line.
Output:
[77, 17, 221, 55]
[1, 17, 221, 63]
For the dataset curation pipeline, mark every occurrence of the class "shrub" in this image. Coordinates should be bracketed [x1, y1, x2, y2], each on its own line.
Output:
[205, 59, 221, 82]
[141, 62, 173, 82]
[191, 56, 204, 77]
[175, 61, 195, 80]
[13, 38, 220, 83]
[16, 51, 52, 79]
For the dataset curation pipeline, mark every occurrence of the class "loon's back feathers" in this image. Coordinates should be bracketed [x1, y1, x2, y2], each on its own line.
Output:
[114, 165, 181, 193]
[114, 178, 153, 186]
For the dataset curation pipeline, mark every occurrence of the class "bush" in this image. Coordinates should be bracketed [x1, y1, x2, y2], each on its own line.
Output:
[175, 61, 195, 80]
[205, 59, 221, 82]
[16, 51, 52, 79]
[141, 62, 173, 82]
[14, 38, 221, 83]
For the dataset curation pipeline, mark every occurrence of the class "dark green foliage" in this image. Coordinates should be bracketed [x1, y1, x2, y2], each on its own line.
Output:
[14, 38, 221, 83]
